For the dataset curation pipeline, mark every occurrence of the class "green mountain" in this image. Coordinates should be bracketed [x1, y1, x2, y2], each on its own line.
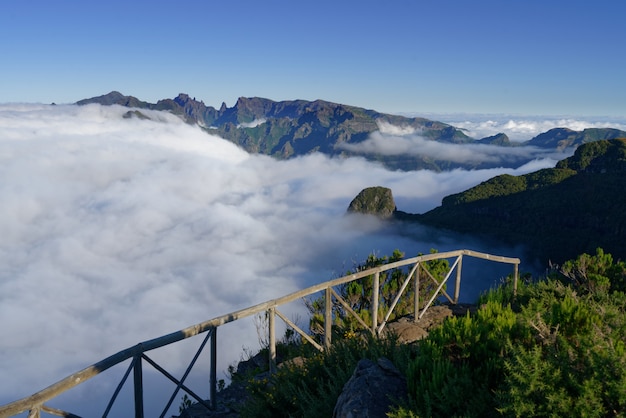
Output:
[410, 139, 626, 264]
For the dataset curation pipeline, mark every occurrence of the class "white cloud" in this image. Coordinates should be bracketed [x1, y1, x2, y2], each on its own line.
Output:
[376, 120, 420, 136]
[339, 121, 572, 166]
[237, 118, 267, 128]
[0, 104, 559, 415]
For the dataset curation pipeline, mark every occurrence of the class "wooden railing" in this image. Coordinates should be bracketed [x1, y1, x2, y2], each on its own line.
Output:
[0, 249, 519, 418]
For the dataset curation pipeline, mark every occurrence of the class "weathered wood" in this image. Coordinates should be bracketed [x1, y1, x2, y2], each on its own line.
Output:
[268, 308, 276, 373]
[133, 355, 143, 418]
[372, 272, 380, 334]
[104, 358, 134, 417]
[324, 287, 332, 349]
[418, 256, 461, 320]
[421, 259, 455, 304]
[377, 262, 419, 334]
[330, 288, 372, 335]
[141, 354, 213, 413]
[41, 404, 81, 417]
[514, 263, 519, 295]
[454, 255, 463, 302]
[210, 328, 217, 410]
[274, 308, 323, 352]
[414, 263, 420, 322]
[159, 328, 215, 417]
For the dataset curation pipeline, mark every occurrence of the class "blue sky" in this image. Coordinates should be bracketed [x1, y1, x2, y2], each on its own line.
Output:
[2, 0, 625, 116]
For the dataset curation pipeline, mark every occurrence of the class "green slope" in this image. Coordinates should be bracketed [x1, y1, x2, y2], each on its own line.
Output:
[416, 139, 626, 263]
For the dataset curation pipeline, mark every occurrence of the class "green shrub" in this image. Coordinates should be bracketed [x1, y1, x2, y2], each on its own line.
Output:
[397, 300, 521, 417]
[498, 286, 626, 417]
[239, 335, 411, 418]
[558, 247, 626, 294]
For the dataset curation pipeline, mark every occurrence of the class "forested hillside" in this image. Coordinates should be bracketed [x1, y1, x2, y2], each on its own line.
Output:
[415, 139, 626, 263]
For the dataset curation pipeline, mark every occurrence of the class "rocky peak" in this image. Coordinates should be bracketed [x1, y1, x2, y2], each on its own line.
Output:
[347, 186, 396, 219]
[233, 97, 276, 122]
[174, 93, 191, 105]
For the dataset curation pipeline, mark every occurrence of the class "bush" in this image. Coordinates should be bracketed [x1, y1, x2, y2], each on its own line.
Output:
[396, 300, 522, 417]
[498, 276, 626, 417]
[393, 252, 626, 417]
[239, 335, 411, 418]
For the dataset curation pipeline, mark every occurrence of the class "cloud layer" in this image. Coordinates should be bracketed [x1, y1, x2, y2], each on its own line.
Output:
[0, 105, 554, 415]
[418, 113, 626, 142]
[340, 120, 572, 167]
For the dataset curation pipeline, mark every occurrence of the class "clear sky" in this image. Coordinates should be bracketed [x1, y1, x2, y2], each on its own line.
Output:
[2, 0, 625, 116]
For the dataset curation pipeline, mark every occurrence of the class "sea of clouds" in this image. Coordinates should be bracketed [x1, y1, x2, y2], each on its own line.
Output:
[0, 104, 617, 415]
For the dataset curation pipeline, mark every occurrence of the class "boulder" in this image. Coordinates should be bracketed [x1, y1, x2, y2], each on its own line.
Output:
[333, 357, 407, 418]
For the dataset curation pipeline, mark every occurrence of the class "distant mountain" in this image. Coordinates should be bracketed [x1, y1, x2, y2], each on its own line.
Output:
[77, 92, 626, 171]
[407, 139, 626, 264]
[525, 127, 626, 149]
[76, 92, 496, 171]
[477, 133, 511, 146]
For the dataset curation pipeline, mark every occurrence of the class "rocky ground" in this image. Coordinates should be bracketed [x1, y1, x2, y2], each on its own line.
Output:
[174, 303, 476, 418]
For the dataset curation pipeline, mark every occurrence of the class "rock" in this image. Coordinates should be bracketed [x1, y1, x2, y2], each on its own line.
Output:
[347, 187, 396, 219]
[383, 304, 476, 344]
[333, 357, 407, 418]
[383, 317, 429, 344]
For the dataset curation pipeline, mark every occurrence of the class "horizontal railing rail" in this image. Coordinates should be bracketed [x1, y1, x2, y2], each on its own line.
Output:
[0, 249, 520, 418]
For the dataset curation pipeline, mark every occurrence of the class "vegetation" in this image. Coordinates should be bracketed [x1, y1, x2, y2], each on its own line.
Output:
[419, 139, 626, 264]
[240, 335, 411, 418]
[232, 248, 626, 417]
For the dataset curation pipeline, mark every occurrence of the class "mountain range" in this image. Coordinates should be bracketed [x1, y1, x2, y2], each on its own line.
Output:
[77, 91, 626, 171]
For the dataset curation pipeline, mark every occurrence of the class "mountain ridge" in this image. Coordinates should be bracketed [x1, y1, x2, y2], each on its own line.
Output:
[77, 91, 626, 171]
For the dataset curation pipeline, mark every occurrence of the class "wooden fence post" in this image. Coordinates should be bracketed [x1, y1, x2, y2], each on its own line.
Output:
[210, 327, 217, 410]
[372, 272, 379, 334]
[414, 263, 420, 322]
[513, 263, 519, 296]
[133, 353, 144, 418]
[268, 308, 277, 373]
[324, 287, 332, 349]
[454, 255, 463, 303]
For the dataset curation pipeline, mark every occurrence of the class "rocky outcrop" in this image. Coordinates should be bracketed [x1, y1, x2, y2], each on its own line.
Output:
[332, 357, 407, 418]
[347, 187, 396, 219]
